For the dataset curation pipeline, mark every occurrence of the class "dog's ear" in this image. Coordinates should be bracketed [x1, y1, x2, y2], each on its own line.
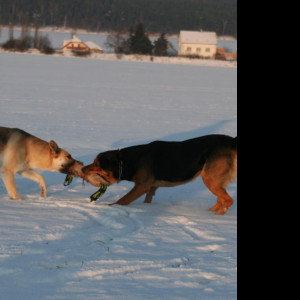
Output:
[99, 151, 119, 172]
[49, 140, 61, 155]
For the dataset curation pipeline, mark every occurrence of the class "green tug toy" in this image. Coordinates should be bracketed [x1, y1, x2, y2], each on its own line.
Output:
[89, 183, 107, 202]
[63, 174, 73, 186]
[63, 174, 107, 202]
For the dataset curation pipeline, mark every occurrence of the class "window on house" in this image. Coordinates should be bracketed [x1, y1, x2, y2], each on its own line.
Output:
[196, 48, 201, 53]
[205, 48, 210, 53]
[187, 47, 192, 53]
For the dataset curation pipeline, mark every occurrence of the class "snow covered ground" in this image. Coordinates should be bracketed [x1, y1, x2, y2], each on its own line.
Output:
[0, 52, 237, 299]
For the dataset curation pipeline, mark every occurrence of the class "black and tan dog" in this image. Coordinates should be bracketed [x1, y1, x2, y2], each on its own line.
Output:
[0, 126, 83, 199]
[82, 134, 237, 214]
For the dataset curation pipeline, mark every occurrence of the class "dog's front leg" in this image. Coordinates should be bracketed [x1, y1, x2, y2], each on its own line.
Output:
[144, 186, 158, 203]
[2, 170, 20, 199]
[18, 170, 47, 198]
[111, 184, 150, 206]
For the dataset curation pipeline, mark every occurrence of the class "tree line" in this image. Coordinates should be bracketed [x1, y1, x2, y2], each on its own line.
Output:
[0, 0, 237, 37]
[0, 21, 173, 57]
[106, 23, 173, 56]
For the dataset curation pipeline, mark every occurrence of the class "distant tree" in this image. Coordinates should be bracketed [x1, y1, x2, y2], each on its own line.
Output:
[2, 38, 30, 52]
[3, 10, 31, 51]
[105, 27, 129, 55]
[153, 33, 168, 56]
[129, 22, 153, 55]
[33, 13, 40, 49]
[38, 34, 55, 54]
[20, 12, 29, 41]
[20, 12, 32, 49]
[8, 13, 14, 41]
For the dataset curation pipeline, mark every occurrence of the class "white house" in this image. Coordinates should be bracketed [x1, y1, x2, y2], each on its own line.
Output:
[178, 31, 217, 58]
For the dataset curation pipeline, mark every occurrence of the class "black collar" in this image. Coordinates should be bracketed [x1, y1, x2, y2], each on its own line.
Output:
[118, 149, 123, 182]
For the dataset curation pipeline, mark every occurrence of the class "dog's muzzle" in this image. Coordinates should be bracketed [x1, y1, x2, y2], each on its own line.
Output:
[81, 166, 111, 185]
[61, 160, 83, 176]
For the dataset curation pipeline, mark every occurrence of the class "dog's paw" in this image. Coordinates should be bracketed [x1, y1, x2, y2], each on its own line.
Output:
[10, 195, 21, 200]
[215, 207, 228, 215]
[40, 187, 47, 198]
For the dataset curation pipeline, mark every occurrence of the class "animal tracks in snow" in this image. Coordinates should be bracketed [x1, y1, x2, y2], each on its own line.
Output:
[165, 216, 225, 242]
[77, 257, 192, 280]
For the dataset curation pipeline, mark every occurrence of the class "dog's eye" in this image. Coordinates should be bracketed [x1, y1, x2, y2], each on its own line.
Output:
[67, 154, 71, 159]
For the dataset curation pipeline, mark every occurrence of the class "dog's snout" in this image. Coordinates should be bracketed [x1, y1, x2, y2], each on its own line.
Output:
[76, 160, 84, 166]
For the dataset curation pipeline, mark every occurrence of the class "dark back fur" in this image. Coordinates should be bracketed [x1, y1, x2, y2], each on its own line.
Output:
[98, 135, 237, 183]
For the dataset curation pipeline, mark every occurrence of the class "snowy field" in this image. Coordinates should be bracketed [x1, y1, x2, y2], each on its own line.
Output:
[0, 52, 237, 299]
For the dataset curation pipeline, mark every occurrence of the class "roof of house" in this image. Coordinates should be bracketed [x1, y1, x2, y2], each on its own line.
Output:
[84, 41, 103, 51]
[179, 31, 217, 45]
[62, 35, 102, 51]
[63, 35, 82, 45]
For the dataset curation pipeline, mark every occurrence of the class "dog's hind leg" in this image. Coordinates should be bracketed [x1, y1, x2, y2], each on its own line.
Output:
[202, 178, 234, 215]
[18, 169, 47, 198]
[144, 186, 158, 203]
[2, 170, 20, 199]
[201, 151, 237, 215]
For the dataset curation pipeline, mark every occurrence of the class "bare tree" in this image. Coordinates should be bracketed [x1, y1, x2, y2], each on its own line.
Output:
[71, 15, 77, 38]
[63, 15, 67, 30]
[33, 13, 40, 49]
[9, 13, 14, 41]
[21, 13, 30, 41]
[105, 27, 129, 57]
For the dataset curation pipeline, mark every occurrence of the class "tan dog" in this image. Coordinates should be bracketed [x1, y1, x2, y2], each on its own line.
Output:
[0, 126, 82, 199]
